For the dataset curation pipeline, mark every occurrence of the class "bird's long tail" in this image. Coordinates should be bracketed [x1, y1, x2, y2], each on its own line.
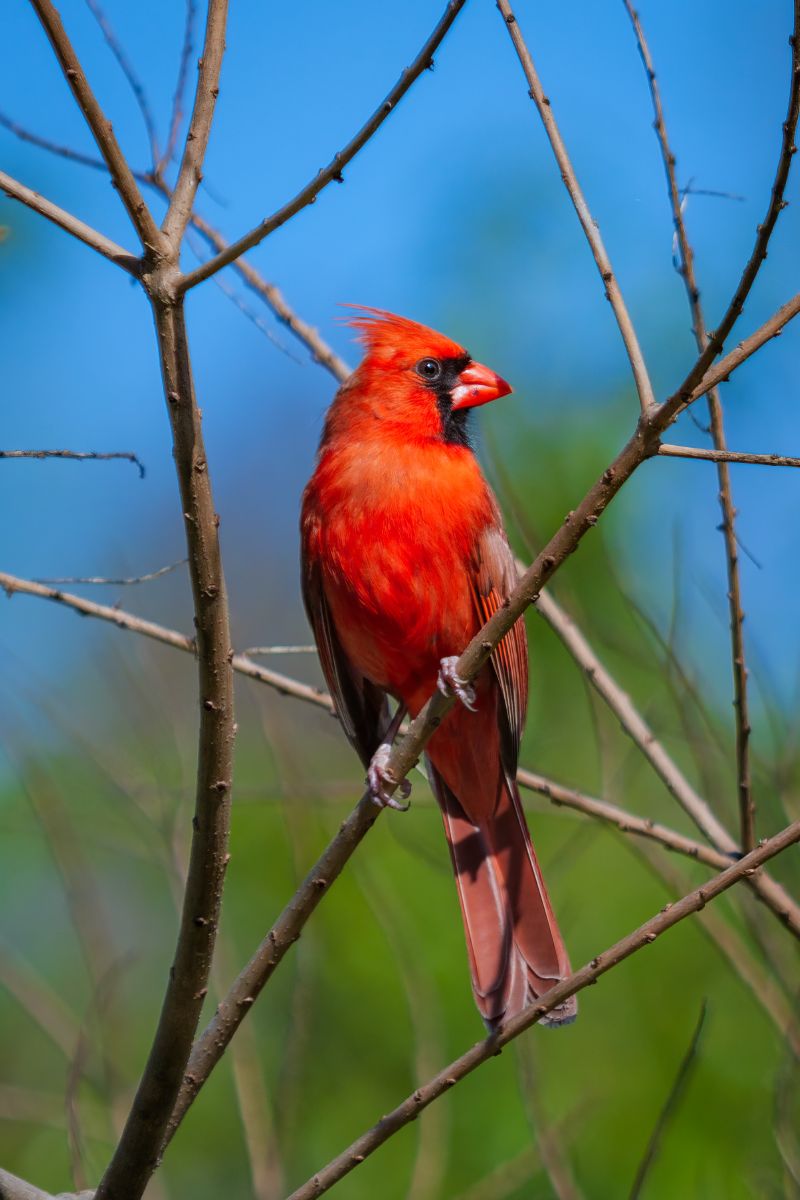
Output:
[428, 760, 576, 1030]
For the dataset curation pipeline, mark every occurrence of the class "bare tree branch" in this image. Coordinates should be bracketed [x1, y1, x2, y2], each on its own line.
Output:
[157, 0, 198, 177]
[0, 449, 145, 475]
[28, 0, 164, 254]
[0, 938, 81, 1059]
[496, 0, 656, 413]
[84, 0, 161, 168]
[0, 110, 120, 171]
[623, 0, 756, 856]
[0, 571, 334, 712]
[0, 106, 353, 379]
[516, 1043, 585, 1200]
[686, 291, 800, 404]
[34, 561, 186, 587]
[162, 0, 229, 244]
[187, 209, 352, 378]
[0, 170, 139, 272]
[283, 823, 800, 1200]
[628, 1001, 708, 1199]
[93, 298, 236, 1200]
[534, 590, 733, 849]
[533, 589, 800, 935]
[659, 15, 800, 422]
[658, 444, 800, 469]
[518, 769, 733, 873]
[0, 1167, 88, 1200]
[176, 0, 469, 292]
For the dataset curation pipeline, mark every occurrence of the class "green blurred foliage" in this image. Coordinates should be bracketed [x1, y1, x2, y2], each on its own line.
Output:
[1, 407, 798, 1200]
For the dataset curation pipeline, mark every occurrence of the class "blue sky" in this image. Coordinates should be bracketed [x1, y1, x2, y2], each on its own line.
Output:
[2, 0, 798, 729]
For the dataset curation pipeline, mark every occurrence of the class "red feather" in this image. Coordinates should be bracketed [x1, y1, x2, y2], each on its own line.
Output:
[301, 309, 574, 1028]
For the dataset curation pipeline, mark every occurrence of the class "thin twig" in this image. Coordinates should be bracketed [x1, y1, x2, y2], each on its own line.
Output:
[0, 109, 121, 172]
[162, 0, 229, 244]
[451, 1148, 539, 1200]
[628, 1001, 708, 1199]
[34, 560, 186, 587]
[495, 0, 656, 413]
[176, 0, 469, 292]
[28, 0, 164, 253]
[0, 170, 140, 272]
[157, 0, 198, 176]
[518, 769, 732, 873]
[658, 444, 800, 469]
[687, 291, 800, 405]
[534, 589, 733, 850]
[0, 1167, 86, 1200]
[623, 0, 757, 856]
[283, 824, 800, 1200]
[517, 1042, 585, 1200]
[532, 589, 800, 934]
[0, 449, 145, 476]
[660, 12, 800, 424]
[243, 644, 316, 656]
[0, 107, 351, 378]
[0, 937, 81, 1059]
[186, 209, 351, 377]
[0, 571, 334, 712]
[84, 0, 161, 168]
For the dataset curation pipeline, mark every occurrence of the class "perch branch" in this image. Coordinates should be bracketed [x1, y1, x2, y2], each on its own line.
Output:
[623, 0, 756, 854]
[284, 823, 800, 1200]
[0, 171, 139, 272]
[496, 0, 656, 413]
[176, 0, 469, 292]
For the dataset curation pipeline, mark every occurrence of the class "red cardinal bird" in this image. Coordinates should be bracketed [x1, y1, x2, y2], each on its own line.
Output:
[301, 308, 574, 1028]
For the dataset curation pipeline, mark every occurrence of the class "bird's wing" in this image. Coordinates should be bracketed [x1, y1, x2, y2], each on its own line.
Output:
[301, 555, 391, 768]
[470, 522, 528, 771]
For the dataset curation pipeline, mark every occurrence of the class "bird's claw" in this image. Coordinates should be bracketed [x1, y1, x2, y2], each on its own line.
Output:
[367, 744, 411, 811]
[437, 656, 477, 711]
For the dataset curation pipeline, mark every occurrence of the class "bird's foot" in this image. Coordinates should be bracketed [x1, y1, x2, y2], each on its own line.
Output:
[367, 744, 411, 811]
[437, 656, 477, 711]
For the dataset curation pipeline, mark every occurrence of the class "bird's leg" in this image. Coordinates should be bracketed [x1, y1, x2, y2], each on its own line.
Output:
[437, 656, 477, 711]
[367, 704, 411, 811]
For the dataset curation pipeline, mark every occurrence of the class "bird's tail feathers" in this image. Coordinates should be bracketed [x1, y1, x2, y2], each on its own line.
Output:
[429, 761, 576, 1030]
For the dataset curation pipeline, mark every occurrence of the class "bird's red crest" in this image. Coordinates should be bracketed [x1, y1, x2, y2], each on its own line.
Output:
[341, 305, 468, 365]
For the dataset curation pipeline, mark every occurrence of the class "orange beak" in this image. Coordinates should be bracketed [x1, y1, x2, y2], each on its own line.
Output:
[450, 360, 512, 410]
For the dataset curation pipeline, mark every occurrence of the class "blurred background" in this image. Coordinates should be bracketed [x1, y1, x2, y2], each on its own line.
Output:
[1, 2, 798, 1197]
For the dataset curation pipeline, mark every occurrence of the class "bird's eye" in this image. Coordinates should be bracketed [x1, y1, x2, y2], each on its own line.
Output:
[416, 358, 442, 381]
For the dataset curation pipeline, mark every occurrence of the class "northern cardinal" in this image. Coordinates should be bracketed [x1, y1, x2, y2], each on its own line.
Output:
[301, 308, 574, 1028]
